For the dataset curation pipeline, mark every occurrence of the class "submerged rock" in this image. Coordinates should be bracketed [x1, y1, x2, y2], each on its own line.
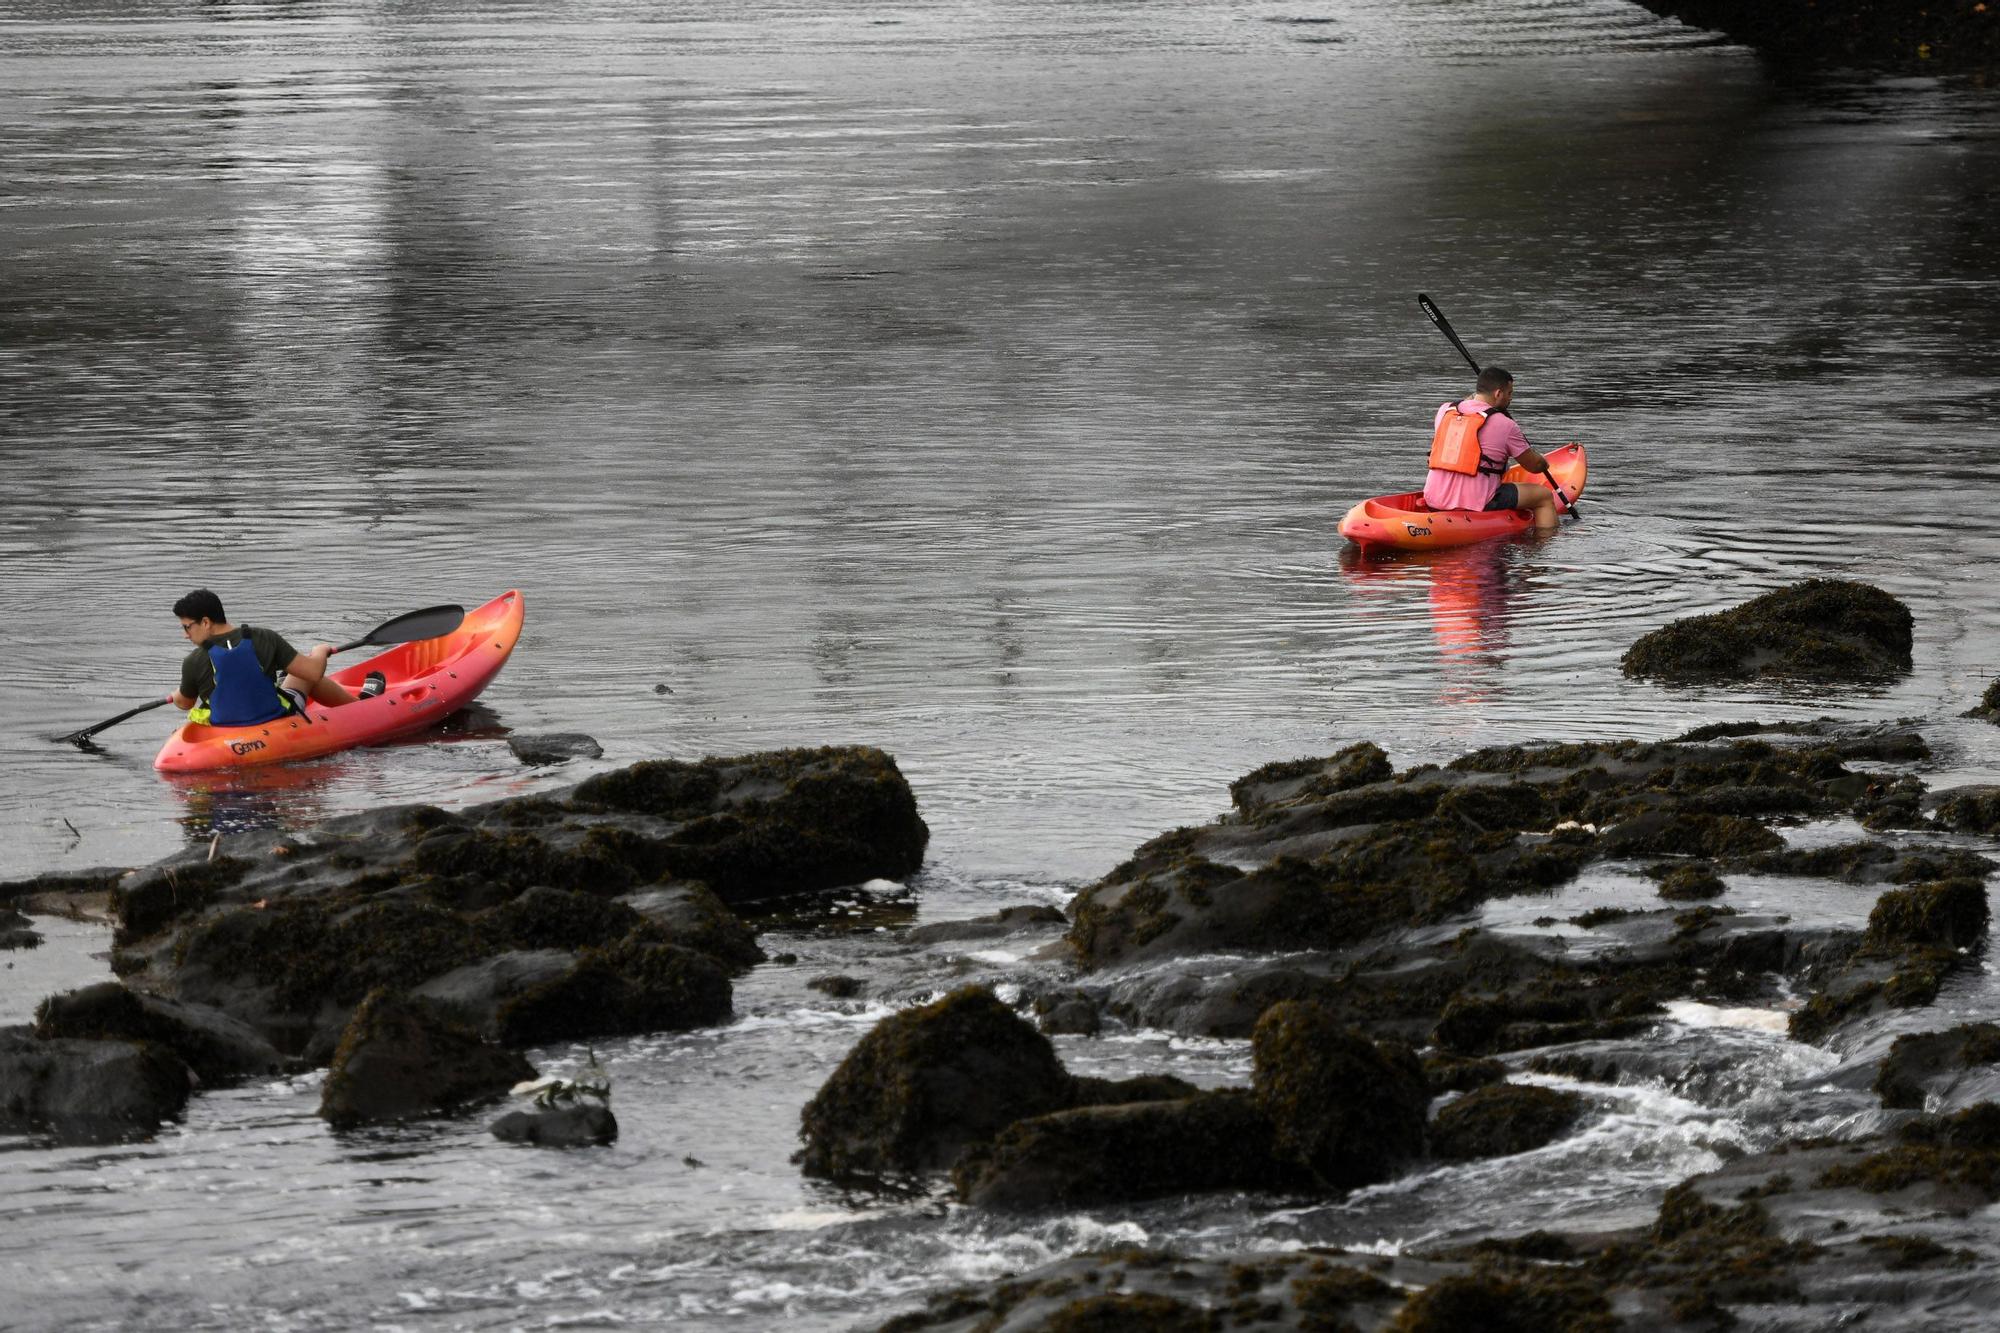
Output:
[0, 1027, 191, 1142]
[319, 989, 536, 1129]
[1620, 579, 1913, 683]
[505, 732, 604, 765]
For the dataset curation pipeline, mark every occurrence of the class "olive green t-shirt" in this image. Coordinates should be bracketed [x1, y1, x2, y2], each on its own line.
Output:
[179, 625, 301, 703]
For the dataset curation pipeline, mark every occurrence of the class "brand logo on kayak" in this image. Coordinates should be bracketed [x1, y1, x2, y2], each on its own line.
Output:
[229, 739, 266, 757]
[1404, 524, 1431, 538]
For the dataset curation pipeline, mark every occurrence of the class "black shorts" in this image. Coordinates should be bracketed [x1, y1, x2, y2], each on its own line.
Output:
[1483, 483, 1520, 512]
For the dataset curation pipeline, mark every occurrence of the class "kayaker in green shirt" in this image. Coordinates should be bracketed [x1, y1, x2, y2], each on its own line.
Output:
[167, 589, 374, 726]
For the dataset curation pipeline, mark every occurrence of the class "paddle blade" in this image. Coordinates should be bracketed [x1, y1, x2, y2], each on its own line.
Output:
[1418, 293, 1481, 374]
[335, 604, 465, 654]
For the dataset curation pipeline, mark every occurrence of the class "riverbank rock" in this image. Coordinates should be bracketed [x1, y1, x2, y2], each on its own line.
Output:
[319, 989, 536, 1129]
[1429, 1083, 1588, 1161]
[1969, 679, 2000, 722]
[491, 1101, 618, 1147]
[33, 982, 285, 1083]
[0, 1027, 192, 1142]
[1621, 579, 1913, 683]
[506, 732, 603, 764]
[96, 746, 921, 1058]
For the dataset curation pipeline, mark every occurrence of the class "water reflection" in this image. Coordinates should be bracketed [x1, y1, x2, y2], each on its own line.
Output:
[1339, 539, 1526, 704]
[165, 703, 514, 842]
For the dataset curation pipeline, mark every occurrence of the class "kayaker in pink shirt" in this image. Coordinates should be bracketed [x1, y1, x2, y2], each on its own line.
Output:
[1421, 367, 1562, 532]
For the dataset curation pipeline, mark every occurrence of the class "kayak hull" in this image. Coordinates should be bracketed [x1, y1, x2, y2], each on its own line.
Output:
[1338, 444, 1587, 554]
[154, 589, 525, 773]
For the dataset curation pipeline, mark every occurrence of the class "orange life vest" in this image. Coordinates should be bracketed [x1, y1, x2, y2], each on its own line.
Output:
[1427, 402, 1504, 476]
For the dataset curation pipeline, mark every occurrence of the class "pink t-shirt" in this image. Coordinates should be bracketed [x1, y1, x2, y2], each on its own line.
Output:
[1422, 399, 1529, 512]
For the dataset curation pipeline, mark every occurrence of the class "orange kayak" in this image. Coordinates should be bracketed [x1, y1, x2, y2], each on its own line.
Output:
[1338, 444, 1587, 554]
[155, 589, 525, 773]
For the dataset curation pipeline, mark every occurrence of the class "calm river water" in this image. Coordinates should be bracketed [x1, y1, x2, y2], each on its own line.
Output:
[4, 0, 2000, 1327]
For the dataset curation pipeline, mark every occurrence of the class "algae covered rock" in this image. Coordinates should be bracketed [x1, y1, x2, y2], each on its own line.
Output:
[1251, 1000, 1428, 1189]
[33, 982, 284, 1083]
[1621, 579, 1913, 683]
[1866, 877, 1990, 951]
[797, 986, 1074, 1181]
[0, 1027, 192, 1143]
[1875, 1024, 2000, 1112]
[1429, 1083, 1587, 1161]
[952, 1090, 1295, 1209]
[493, 939, 733, 1046]
[1931, 786, 2000, 836]
[319, 989, 535, 1129]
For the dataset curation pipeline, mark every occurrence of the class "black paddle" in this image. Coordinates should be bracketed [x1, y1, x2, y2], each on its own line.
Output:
[57, 603, 467, 747]
[1417, 293, 1577, 517]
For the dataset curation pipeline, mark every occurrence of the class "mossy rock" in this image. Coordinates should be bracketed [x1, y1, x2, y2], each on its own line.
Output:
[953, 1090, 1296, 1209]
[1251, 1000, 1427, 1189]
[1621, 579, 1913, 683]
[494, 938, 733, 1046]
[1932, 787, 2000, 835]
[33, 982, 283, 1083]
[1421, 1052, 1507, 1096]
[318, 988, 534, 1129]
[1875, 1024, 2000, 1110]
[474, 886, 643, 953]
[1387, 1268, 1616, 1333]
[1865, 877, 1990, 951]
[1655, 864, 1728, 901]
[1429, 1083, 1587, 1161]
[112, 856, 253, 944]
[797, 986, 1074, 1182]
[176, 895, 488, 1012]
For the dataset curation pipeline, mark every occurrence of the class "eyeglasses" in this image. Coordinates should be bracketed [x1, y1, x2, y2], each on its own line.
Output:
[179, 620, 201, 637]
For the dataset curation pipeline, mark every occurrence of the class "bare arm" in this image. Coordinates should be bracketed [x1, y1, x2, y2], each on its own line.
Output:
[1519, 446, 1552, 476]
[285, 645, 336, 686]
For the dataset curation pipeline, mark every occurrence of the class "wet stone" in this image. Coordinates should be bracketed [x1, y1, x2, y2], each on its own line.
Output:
[505, 732, 604, 765]
[491, 1101, 618, 1147]
[319, 989, 536, 1130]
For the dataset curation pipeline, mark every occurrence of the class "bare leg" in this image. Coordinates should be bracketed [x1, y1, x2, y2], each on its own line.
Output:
[1515, 483, 1560, 533]
[287, 645, 358, 707]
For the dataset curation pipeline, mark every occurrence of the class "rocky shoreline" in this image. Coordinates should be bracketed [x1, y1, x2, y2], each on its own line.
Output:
[1632, 0, 1998, 76]
[5, 580, 2000, 1328]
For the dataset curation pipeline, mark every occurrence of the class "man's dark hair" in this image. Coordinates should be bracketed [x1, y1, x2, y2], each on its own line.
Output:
[1476, 366, 1514, 395]
[173, 589, 226, 623]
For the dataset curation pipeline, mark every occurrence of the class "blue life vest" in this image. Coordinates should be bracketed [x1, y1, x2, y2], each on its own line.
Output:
[205, 630, 292, 727]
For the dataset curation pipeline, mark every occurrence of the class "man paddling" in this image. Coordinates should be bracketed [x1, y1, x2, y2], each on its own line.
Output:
[166, 590, 381, 726]
[1422, 367, 1563, 533]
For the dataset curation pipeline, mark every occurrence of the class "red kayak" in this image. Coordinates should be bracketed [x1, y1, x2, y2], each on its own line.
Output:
[155, 589, 524, 772]
[1338, 444, 1587, 554]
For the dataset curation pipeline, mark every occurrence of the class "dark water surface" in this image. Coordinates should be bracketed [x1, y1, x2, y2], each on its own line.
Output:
[4, 0, 2000, 1327]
